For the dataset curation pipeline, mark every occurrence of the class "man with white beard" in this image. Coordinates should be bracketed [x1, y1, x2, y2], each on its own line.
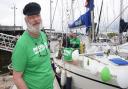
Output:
[11, 2, 54, 89]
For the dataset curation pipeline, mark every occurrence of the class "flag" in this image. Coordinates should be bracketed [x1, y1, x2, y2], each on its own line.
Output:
[68, 0, 94, 29]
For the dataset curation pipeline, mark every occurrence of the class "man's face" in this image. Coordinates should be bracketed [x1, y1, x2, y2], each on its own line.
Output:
[25, 14, 42, 33]
[72, 33, 77, 38]
[70, 33, 77, 38]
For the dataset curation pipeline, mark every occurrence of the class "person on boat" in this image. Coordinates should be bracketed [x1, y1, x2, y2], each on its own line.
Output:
[61, 32, 81, 65]
[62, 32, 80, 49]
[68, 32, 80, 49]
[11, 2, 54, 89]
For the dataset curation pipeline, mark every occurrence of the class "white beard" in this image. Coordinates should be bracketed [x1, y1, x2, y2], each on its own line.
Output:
[27, 22, 42, 33]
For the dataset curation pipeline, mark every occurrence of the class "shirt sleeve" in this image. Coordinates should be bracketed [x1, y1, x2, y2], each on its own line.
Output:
[12, 42, 27, 72]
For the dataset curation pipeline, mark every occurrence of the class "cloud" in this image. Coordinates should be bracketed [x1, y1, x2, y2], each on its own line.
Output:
[0, 0, 51, 29]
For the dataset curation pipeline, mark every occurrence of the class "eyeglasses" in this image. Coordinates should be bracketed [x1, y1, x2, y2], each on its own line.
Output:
[34, 39, 48, 57]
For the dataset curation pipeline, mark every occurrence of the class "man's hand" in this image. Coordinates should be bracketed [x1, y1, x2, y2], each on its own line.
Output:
[13, 71, 28, 89]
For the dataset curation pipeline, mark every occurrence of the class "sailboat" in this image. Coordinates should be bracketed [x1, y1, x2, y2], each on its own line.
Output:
[52, 0, 128, 89]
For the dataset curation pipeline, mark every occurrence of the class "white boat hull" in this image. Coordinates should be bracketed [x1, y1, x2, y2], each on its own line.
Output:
[53, 57, 128, 89]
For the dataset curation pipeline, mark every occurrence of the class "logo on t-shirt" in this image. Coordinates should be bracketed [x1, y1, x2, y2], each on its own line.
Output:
[33, 42, 48, 54]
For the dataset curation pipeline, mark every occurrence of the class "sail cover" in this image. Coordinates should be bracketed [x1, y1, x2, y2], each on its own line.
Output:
[68, 0, 94, 28]
[119, 19, 128, 33]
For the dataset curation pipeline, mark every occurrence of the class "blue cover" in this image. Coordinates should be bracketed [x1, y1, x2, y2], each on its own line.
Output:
[68, 11, 91, 28]
[68, 0, 94, 28]
[109, 58, 128, 65]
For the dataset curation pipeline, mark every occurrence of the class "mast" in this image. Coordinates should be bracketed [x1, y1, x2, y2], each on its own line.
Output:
[88, 0, 95, 42]
[91, 8, 95, 42]
[50, 0, 52, 30]
[12, 3, 17, 35]
[119, 0, 123, 44]
[71, 0, 75, 21]
[95, 0, 103, 40]
[49, 0, 53, 42]
[61, 0, 64, 32]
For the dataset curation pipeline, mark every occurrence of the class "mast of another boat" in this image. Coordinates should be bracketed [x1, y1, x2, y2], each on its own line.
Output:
[93, 0, 104, 42]
[119, 0, 123, 44]
[84, 0, 95, 50]
[91, 6, 95, 42]
[86, 5, 95, 49]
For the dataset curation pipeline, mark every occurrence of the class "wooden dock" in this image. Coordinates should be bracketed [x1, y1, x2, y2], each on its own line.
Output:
[0, 72, 61, 89]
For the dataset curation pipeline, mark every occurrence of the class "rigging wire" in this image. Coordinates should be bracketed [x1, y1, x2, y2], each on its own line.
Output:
[76, 0, 82, 15]
[69, 0, 85, 33]
[105, 4, 128, 31]
[105, 2, 109, 33]
[95, 0, 104, 36]
[112, 0, 116, 33]
[61, 0, 64, 32]
[66, 0, 70, 33]
[112, 0, 116, 20]
[51, 0, 59, 26]
[76, 0, 85, 32]
[99, 0, 106, 34]
[70, 0, 83, 21]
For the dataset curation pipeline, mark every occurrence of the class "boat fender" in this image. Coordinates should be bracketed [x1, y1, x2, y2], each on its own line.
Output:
[100, 67, 112, 82]
[56, 67, 61, 74]
[67, 71, 72, 77]
[61, 70, 66, 86]
[72, 50, 79, 60]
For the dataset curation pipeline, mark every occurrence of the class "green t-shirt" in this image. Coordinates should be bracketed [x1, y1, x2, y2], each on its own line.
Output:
[69, 37, 80, 48]
[63, 48, 73, 61]
[12, 31, 54, 89]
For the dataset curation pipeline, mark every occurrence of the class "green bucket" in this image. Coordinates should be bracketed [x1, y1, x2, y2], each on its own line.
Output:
[63, 48, 73, 61]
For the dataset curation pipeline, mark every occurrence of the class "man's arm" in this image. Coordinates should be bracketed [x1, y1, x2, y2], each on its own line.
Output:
[13, 71, 28, 89]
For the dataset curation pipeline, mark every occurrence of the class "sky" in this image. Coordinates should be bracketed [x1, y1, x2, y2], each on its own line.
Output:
[0, 0, 128, 32]
[0, 0, 51, 29]
[0, 0, 65, 32]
